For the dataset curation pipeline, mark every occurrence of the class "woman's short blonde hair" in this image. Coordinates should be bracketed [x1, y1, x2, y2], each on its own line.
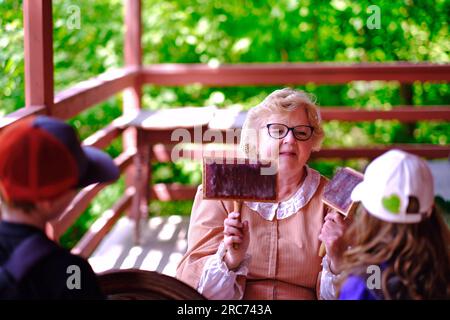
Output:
[240, 88, 324, 157]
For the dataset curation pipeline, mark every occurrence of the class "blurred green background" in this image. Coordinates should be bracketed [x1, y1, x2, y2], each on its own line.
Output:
[1, 0, 449, 248]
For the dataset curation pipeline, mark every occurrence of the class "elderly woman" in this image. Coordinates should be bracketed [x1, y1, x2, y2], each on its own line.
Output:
[176, 88, 348, 299]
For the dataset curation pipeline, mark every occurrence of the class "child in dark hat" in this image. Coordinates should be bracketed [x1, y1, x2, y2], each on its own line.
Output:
[0, 116, 119, 299]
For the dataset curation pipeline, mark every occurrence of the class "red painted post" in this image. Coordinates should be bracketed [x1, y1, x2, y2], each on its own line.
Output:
[23, 0, 54, 114]
[23, 0, 56, 240]
[123, 0, 146, 244]
[132, 130, 151, 245]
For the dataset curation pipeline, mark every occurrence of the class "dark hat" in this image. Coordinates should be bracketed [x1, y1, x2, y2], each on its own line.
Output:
[0, 116, 119, 203]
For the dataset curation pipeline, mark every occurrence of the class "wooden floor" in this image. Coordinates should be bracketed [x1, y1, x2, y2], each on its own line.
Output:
[89, 215, 189, 277]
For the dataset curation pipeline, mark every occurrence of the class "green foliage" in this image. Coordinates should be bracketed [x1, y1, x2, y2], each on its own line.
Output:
[140, 0, 449, 64]
[153, 160, 202, 185]
[1, 0, 449, 247]
[149, 200, 194, 217]
[435, 196, 450, 214]
[52, 0, 124, 91]
[0, 0, 24, 116]
[435, 196, 450, 226]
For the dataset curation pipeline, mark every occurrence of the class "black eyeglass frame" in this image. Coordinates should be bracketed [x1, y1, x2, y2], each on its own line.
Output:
[266, 123, 315, 141]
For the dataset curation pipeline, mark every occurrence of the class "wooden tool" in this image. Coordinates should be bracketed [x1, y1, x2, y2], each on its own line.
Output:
[319, 167, 363, 257]
[203, 156, 278, 249]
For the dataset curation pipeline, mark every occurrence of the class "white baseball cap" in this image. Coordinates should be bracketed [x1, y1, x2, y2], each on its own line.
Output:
[351, 149, 434, 224]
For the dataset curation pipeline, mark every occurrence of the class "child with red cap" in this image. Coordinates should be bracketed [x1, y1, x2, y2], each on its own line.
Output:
[336, 149, 450, 299]
[0, 116, 119, 299]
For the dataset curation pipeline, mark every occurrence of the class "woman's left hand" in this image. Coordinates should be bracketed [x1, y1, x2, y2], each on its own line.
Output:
[318, 210, 352, 274]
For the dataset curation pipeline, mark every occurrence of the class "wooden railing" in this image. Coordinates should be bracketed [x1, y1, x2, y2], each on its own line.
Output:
[1, 0, 449, 257]
[53, 67, 139, 120]
[142, 63, 450, 85]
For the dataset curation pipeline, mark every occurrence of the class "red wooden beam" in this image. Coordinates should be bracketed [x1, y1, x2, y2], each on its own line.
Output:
[149, 143, 450, 162]
[123, 0, 143, 229]
[0, 105, 46, 131]
[115, 150, 136, 173]
[131, 129, 151, 244]
[123, 0, 142, 115]
[48, 151, 134, 240]
[53, 67, 138, 119]
[49, 183, 105, 241]
[151, 183, 198, 201]
[320, 106, 450, 122]
[125, 0, 142, 68]
[71, 187, 134, 258]
[151, 144, 237, 162]
[312, 145, 450, 160]
[142, 63, 450, 86]
[23, 0, 54, 113]
[207, 107, 450, 131]
[82, 123, 124, 149]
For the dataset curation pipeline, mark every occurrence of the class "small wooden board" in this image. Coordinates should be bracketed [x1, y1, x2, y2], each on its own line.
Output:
[202, 156, 278, 202]
[322, 167, 364, 217]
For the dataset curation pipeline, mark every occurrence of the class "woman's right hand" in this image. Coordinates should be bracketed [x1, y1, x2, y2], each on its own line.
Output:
[223, 212, 250, 270]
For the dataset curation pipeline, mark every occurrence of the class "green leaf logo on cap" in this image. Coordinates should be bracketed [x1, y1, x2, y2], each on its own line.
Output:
[382, 194, 401, 214]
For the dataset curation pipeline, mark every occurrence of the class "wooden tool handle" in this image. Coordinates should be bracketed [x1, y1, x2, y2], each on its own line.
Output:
[318, 205, 357, 257]
[318, 242, 326, 257]
[233, 201, 242, 250]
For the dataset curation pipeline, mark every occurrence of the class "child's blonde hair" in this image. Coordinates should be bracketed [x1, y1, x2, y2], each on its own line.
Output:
[336, 205, 450, 299]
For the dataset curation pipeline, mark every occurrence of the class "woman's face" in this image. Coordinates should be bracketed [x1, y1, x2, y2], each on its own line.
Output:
[259, 108, 314, 175]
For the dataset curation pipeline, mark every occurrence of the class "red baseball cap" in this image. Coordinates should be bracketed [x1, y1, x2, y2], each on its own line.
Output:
[0, 116, 120, 203]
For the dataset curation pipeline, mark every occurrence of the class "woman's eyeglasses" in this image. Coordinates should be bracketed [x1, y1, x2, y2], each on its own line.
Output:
[266, 123, 314, 141]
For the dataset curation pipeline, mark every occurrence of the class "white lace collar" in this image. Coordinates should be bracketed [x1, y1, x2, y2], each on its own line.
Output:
[244, 166, 321, 221]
